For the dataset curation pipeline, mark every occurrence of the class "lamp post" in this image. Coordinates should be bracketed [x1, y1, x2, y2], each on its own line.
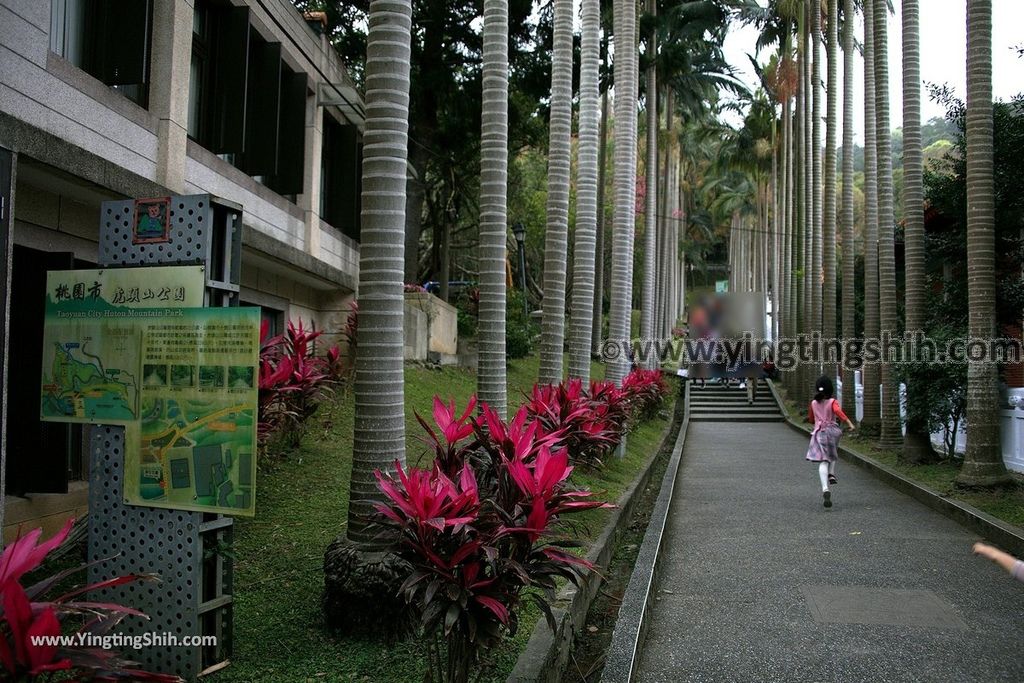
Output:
[512, 222, 528, 318]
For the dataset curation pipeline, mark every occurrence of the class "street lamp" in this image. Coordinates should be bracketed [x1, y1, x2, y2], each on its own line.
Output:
[512, 222, 528, 318]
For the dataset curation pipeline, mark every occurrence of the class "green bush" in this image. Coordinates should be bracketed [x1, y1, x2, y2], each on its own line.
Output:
[506, 289, 536, 359]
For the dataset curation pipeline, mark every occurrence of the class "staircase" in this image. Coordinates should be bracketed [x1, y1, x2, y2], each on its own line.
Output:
[688, 379, 784, 423]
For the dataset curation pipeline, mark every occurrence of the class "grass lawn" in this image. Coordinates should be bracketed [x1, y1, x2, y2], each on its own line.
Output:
[209, 356, 675, 682]
[775, 384, 1024, 529]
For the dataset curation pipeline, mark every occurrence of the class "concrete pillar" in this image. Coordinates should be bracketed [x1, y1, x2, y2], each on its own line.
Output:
[149, 0, 193, 193]
[301, 92, 323, 259]
[0, 147, 15, 538]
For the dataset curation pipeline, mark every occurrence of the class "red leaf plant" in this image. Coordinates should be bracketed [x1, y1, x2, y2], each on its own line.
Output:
[523, 379, 629, 469]
[621, 369, 671, 423]
[0, 519, 182, 682]
[258, 318, 343, 451]
[373, 401, 611, 683]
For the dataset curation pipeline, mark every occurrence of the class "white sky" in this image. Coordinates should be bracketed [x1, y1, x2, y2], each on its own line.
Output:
[722, 0, 1023, 141]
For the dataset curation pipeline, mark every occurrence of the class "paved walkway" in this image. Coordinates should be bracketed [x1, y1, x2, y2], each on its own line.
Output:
[635, 420, 1024, 682]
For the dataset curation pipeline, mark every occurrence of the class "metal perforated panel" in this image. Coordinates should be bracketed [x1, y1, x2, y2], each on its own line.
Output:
[88, 426, 203, 677]
[89, 194, 240, 680]
[99, 196, 213, 267]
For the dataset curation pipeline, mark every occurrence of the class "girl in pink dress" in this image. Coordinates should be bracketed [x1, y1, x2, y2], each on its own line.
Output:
[805, 376, 855, 508]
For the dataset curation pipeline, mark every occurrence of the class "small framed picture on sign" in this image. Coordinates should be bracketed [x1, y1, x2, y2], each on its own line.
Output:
[133, 197, 171, 244]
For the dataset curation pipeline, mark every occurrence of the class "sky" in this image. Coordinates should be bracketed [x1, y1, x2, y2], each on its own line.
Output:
[721, 0, 1023, 142]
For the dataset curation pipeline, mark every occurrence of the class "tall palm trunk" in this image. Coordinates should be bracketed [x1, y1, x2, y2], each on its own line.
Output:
[607, 0, 639, 386]
[874, 0, 903, 449]
[957, 0, 1010, 487]
[811, 0, 823, 377]
[801, 8, 813, 393]
[822, 0, 838, 378]
[538, 0, 573, 384]
[640, 0, 658, 368]
[569, 0, 602, 382]
[783, 93, 793, 348]
[477, 0, 510, 417]
[861, 0, 881, 434]
[840, 0, 856, 408]
[323, 0, 414, 633]
[592, 90, 610, 355]
[901, 0, 933, 461]
[346, 0, 413, 546]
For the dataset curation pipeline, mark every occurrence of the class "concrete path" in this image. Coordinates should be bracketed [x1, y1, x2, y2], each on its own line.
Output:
[634, 420, 1024, 682]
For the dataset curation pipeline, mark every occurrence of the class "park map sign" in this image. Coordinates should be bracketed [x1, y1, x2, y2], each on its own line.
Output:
[40, 266, 259, 516]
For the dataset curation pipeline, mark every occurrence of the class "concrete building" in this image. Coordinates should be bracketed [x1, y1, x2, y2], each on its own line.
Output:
[0, 0, 364, 540]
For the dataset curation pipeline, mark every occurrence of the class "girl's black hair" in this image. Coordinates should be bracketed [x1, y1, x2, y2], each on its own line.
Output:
[814, 375, 834, 402]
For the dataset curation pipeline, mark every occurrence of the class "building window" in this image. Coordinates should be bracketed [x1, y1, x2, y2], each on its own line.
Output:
[49, 0, 153, 108]
[189, 0, 306, 199]
[320, 114, 361, 242]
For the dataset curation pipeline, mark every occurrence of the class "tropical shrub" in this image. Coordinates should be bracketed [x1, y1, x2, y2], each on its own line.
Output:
[374, 399, 609, 683]
[524, 379, 628, 469]
[621, 369, 671, 423]
[258, 319, 343, 452]
[0, 519, 182, 682]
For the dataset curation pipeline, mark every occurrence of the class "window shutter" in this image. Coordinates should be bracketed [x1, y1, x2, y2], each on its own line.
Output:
[240, 40, 282, 176]
[94, 0, 151, 86]
[273, 71, 308, 196]
[336, 124, 360, 242]
[211, 5, 250, 154]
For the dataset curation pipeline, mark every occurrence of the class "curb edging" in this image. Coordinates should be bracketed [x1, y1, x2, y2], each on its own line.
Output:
[506, 386, 686, 683]
[598, 382, 691, 683]
[766, 380, 1024, 558]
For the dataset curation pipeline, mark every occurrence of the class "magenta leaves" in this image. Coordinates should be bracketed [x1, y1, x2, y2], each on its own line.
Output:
[374, 399, 612, 681]
[0, 519, 183, 682]
[258, 318, 344, 452]
[621, 369, 671, 423]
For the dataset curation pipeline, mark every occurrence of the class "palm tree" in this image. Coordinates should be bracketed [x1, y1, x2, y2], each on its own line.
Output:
[592, 90, 610, 356]
[324, 0, 414, 632]
[810, 0, 822, 377]
[640, 0, 658, 369]
[822, 0, 838, 378]
[860, 0, 880, 434]
[477, 0, 510, 417]
[607, 0, 639, 386]
[900, 0, 932, 461]
[873, 0, 902, 449]
[957, 0, 1010, 488]
[840, 0, 856, 407]
[569, 0, 602, 382]
[538, 0, 574, 385]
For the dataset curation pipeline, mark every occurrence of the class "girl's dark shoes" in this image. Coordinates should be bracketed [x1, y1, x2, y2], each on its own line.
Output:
[823, 491, 833, 508]
[828, 474, 838, 485]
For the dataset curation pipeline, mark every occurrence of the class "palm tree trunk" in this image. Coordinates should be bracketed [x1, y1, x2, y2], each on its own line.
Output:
[592, 89, 610, 355]
[802, 8, 813, 394]
[607, 0, 639, 386]
[957, 0, 1010, 487]
[874, 0, 903, 449]
[811, 0, 823, 378]
[640, 0, 658, 368]
[823, 0, 838, 379]
[841, 0, 857, 412]
[323, 0, 417, 635]
[861, 0, 881, 434]
[346, 0, 413, 546]
[569, 0, 602, 382]
[477, 0, 510, 417]
[900, 0, 933, 461]
[538, 0, 574, 385]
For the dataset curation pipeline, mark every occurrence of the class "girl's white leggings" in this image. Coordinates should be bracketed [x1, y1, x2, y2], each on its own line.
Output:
[818, 461, 837, 491]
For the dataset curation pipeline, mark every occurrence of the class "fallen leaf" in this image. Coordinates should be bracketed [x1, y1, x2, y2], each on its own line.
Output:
[849, 531, 862, 535]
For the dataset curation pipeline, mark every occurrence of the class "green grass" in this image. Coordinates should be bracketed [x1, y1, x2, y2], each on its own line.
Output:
[775, 384, 1024, 529]
[210, 356, 674, 682]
